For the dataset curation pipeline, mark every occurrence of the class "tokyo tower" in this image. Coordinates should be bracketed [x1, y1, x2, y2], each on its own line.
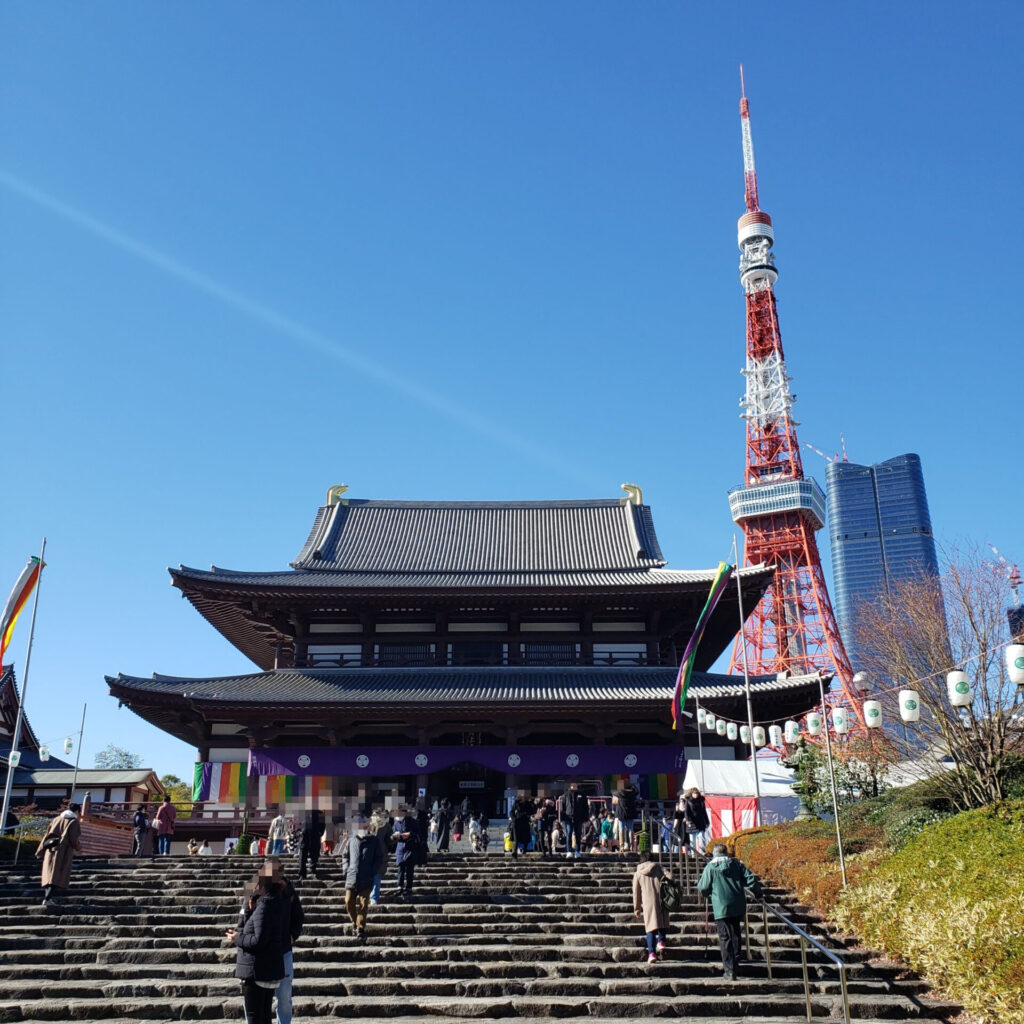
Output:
[726, 70, 859, 725]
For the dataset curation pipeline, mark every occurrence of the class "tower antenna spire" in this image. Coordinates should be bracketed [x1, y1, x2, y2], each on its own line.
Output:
[739, 65, 759, 213]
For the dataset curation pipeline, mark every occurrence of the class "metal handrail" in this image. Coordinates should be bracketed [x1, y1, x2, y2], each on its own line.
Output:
[747, 895, 851, 1024]
[1, 816, 51, 864]
[677, 842, 851, 1024]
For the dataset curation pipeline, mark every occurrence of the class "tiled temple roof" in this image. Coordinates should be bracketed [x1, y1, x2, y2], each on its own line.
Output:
[108, 665, 824, 707]
[291, 498, 666, 574]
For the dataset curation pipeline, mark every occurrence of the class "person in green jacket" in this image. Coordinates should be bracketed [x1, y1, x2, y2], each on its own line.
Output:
[696, 843, 763, 980]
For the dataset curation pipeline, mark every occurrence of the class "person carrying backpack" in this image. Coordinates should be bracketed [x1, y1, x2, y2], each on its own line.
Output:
[340, 819, 385, 941]
[632, 831, 670, 963]
[697, 843, 763, 980]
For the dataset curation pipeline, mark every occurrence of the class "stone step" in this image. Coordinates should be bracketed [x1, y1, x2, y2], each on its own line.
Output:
[0, 958, 924, 985]
[0, 855, 953, 1023]
[0, 992, 960, 1022]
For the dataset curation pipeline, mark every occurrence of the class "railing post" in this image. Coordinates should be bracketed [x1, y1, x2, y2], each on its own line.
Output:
[762, 903, 772, 979]
[800, 936, 812, 1023]
[839, 965, 851, 1024]
[744, 904, 752, 961]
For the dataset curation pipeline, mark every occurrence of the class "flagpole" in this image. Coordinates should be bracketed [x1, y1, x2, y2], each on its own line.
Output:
[733, 534, 762, 827]
[1, 538, 47, 835]
[695, 697, 706, 793]
[71, 703, 87, 797]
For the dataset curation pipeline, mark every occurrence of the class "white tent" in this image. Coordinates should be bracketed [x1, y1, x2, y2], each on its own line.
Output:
[682, 759, 799, 836]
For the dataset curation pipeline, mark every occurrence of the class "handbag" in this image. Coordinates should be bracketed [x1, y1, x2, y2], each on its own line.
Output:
[37, 832, 61, 857]
[660, 877, 684, 912]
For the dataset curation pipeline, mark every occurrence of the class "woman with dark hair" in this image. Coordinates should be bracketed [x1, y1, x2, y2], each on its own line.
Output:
[682, 787, 710, 854]
[226, 869, 287, 1024]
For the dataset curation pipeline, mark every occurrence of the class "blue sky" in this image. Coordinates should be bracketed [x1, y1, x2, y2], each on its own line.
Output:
[1, 3, 1020, 777]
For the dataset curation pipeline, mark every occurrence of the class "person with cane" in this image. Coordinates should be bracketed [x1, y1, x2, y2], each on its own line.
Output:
[697, 843, 762, 980]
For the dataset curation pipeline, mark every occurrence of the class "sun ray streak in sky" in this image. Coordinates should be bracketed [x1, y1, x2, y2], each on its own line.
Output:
[0, 170, 599, 486]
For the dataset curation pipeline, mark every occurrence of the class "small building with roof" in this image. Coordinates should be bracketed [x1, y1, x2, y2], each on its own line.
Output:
[2, 665, 163, 813]
[107, 486, 821, 822]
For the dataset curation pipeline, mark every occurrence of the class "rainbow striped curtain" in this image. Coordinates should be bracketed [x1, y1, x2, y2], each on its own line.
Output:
[192, 762, 248, 802]
[191, 763, 334, 806]
[601, 772, 678, 804]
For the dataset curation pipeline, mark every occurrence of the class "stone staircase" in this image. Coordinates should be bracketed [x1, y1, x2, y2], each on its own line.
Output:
[0, 852, 958, 1023]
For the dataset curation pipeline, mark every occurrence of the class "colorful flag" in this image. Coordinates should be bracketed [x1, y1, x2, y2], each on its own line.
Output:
[671, 561, 734, 729]
[0, 556, 44, 667]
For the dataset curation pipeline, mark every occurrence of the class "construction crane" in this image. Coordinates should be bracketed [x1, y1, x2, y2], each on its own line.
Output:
[801, 440, 844, 463]
[988, 543, 1022, 607]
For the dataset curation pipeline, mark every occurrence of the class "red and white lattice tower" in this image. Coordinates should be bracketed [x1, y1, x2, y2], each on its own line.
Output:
[726, 70, 861, 729]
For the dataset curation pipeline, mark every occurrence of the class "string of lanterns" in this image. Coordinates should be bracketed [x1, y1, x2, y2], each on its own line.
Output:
[6, 734, 74, 768]
[694, 640, 1024, 745]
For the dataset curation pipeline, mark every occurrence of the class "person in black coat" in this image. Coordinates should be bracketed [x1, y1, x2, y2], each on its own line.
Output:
[297, 810, 322, 879]
[435, 799, 451, 853]
[564, 783, 590, 859]
[393, 806, 420, 896]
[226, 872, 288, 1024]
[509, 795, 536, 859]
[682, 788, 711, 854]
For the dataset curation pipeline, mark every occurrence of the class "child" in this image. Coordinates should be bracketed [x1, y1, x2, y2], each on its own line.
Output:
[632, 832, 670, 964]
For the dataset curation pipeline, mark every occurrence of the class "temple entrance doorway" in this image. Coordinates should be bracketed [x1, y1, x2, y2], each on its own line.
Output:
[427, 761, 506, 820]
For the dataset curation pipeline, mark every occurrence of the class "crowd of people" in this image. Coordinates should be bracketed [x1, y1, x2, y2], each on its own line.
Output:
[35, 782, 759, 1021]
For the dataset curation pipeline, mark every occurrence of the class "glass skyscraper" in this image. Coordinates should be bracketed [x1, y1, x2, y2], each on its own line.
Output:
[825, 453, 941, 668]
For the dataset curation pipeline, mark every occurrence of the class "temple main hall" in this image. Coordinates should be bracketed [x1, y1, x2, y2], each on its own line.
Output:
[107, 485, 820, 821]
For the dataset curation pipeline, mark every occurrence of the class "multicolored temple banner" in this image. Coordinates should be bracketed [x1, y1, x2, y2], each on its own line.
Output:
[192, 761, 248, 802]
[248, 744, 686, 779]
[671, 561, 734, 730]
[0, 555, 44, 666]
[601, 773, 678, 803]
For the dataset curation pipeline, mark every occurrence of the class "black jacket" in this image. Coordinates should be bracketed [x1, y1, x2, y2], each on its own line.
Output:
[684, 795, 710, 832]
[280, 879, 304, 954]
[565, 791, 589, 823]
[234, 890, 287, 982]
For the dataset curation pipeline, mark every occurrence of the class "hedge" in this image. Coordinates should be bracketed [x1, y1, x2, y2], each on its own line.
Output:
[834, 801, 1024, 1024]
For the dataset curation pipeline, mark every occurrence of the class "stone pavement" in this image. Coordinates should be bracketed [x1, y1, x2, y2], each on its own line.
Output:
[0, 851, 959, 1022]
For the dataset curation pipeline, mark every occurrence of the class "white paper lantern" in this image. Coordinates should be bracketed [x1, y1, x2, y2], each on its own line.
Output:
[1006, 645, 1024, 686]
[63, 737, 74, 755]
[7, 750, 20, 767]
[899, 690, 920, 723]
[752, 725, 766, 748]
[863, 700, 882, 728]
[784, 720, 800, 744]
[704, 713, 716, 731]
[726, 722, 738, 741]
[716, 720, 727, 736]
[946, 671, 971, 707]
[740, 724, 751, 744]
[806, 711, 823, 736]
[832, 707, 850, 735]
[851, 671, 871, 697]
[38, 745, 50, 762]
[768, 724, 783, 747]
[696, 707, 706, 724]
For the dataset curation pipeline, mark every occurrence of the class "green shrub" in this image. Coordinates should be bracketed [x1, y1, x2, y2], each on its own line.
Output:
[882, 807, 955, 851]
[1003, 757, 1024, 800]
[835, 801, 1024, 1024]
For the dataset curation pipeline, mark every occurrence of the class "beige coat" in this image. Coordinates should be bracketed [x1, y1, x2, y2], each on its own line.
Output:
[37, 812, 82, 889]
[632, 860, 670, 932]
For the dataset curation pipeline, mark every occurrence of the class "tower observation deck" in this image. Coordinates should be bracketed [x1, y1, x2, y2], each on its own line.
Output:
[726, 72, 859, 729]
